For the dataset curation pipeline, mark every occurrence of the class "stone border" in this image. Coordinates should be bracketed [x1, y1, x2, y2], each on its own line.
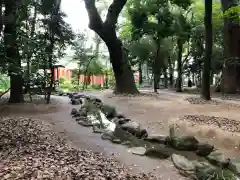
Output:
[69, 92, 240, 179]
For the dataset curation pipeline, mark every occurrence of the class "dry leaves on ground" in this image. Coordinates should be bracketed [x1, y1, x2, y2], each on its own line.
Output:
[0, 117, 159, 180]
[181, 115, 240, 133]
[185, 97, 240, 108]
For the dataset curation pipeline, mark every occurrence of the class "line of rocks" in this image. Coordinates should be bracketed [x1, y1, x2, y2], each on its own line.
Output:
[70, 92, 240, 180]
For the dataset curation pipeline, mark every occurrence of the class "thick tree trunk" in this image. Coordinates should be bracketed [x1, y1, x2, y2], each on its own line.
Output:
[83, 0, 138, 94]
[107, 40, 138, 94]
[4, 0, 24, 103]
[9, 75, 24, 103]
[221, 0, 240, 93]
[176, 39, 183, 92]
[201, 0, 212, 100]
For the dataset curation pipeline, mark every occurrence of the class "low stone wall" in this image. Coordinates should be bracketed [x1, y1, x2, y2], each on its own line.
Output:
[69, 92, 240, 179]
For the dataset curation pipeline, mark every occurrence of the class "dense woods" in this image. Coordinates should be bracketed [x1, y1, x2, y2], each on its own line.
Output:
[0, 0, 239, 102]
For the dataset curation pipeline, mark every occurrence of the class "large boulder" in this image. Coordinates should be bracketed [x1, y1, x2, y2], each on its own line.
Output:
[145, 145, 172, 159]
[171, 154, 195, 172]
[144, 134, 168, 144]
[68, 92, 77, 98]
[72, 92, 90, 99]
[71, 108, 78, 115]
[229, 158, 240, 177]
[101, 104, 117, 119]
[120, 121, 148, 138]
[129, 146, 146, 156]
[206, 150, 230, 167]
[167, 136, 199, 151]
[112, 117, 131, 125]
[71, 98, 82, 105]
[101, 131, 115, 141]
[196, 143, 214, 156]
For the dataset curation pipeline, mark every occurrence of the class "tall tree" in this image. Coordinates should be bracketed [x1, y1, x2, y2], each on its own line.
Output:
[221, 0, 240, 93]
[83, 0, 139, 94]
[201, 0, 213, 100]
[4, 0, 24, 103]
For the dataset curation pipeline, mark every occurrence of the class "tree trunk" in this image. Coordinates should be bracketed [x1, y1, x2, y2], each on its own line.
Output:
[9, 75, 24, 103]
[168, 57, 174, 87]
[4, 0, 24, 103]
[77, 63, 81, 86]
[221, 0, 240, 93]
[46, 38, 54, 104]
[164, 68, 168, 88]
[107, 39, 138, 94]
[153, 39, 161, 93]
[83, 0, 138, 94]
[201, 0, 212, 100]
[176, 39, 183, 92]
[138, 62, 143, 85]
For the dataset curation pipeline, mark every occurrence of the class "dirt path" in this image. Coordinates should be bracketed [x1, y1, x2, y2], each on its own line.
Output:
[0, 95, 186, 179]
[1, 89, 240, 179]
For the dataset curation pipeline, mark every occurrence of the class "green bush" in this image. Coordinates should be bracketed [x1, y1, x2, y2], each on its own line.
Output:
[91, 84, 102, 90]
[0, 75, 10, 92]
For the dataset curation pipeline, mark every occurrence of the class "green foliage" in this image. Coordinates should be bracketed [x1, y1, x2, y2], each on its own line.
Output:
[0, 75, 10, 92]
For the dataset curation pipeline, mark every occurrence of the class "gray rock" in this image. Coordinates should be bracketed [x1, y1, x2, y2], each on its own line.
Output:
[121, 141, 131, 146]
[144, 134, 168, 144]
[171, 154, 195, 171]
[71, 108, 78, 115]
[228, 158, 240, 176]
[101, 104, 117, 119]
[75, 117, 87, 122]
[101, 131, 115, 141]
[78, 121, 93, 127]
[73, 93, 89, 99]
[71, 98, 82, 105]
[92, 126, 104, 134]
[206, 150, 230, 167]
[116, 113, 125, 119]
[167, 136, 199, 151]
[129, 147, 146, 156]
[120, 121, 148, 138]
[112, 117, 131, 125]
[111, 138, 122, 144]
[196, 143, 214, 156]
[79, 110, 87, 117]
[145, 145, 172, 159]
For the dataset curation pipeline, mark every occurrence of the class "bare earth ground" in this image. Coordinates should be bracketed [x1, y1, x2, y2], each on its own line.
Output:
[1, 90, 240, 179]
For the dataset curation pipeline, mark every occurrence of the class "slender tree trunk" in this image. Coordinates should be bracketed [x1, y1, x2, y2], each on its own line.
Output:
[138, 62, 143, 85]
[201, 0, 212, 100]
[0, 0, 3, 33]
[168, 57, 174, 87]
[176, 39, 183, 92]
[46, 38, 54, 104]
[153, 40, 161, 93]
[77, 62, 81, 86]
[4, 0, 24, 103]
[163, 67, 168, 88]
